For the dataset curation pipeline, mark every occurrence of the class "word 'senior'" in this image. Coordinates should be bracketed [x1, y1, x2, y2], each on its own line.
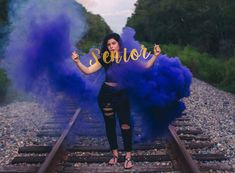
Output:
[89, 46, 153, 65]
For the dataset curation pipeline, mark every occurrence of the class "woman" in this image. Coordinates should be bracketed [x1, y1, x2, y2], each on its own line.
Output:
[71, 33, 161, 169]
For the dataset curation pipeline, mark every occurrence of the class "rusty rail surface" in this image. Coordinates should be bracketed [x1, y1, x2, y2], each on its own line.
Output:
[168, 125, 201, 173]
[1, 110, 233, 172]
[37, 108, 81, 173]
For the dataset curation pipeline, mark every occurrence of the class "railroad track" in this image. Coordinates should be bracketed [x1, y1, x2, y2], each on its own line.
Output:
[0, 101, 233, 173]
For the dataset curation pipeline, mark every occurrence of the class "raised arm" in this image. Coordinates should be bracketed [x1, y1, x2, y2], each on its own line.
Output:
[145, 44, 161, 69]
[71, 51, 102, 75]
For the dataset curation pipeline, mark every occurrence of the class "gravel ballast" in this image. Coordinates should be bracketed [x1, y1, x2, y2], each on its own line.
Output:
[183, 78, 235, 170]
[0, 101, 52, 165]
[0, 78, 234, 171]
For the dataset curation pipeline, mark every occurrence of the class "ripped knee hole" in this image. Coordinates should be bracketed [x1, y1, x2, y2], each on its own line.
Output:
[104, 112, 114, 116]
[121, 124, 130, 129]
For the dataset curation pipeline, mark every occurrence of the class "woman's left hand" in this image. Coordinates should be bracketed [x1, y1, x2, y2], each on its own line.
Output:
[153, 44, 161, 57]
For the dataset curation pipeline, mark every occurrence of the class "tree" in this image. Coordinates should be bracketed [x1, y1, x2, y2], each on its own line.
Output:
[78, 5, 112, 52]
[0, 0, 9, 58]
[127, 0, 235, 57]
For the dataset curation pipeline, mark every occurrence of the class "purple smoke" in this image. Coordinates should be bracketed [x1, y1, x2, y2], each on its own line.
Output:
[106, 27, 192, 138]
[3, 0, 101, 106]
[3, 0, 192, 140]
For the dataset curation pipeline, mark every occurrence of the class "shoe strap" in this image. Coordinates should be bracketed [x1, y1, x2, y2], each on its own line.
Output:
[124, 158, 133, 168]
[112, 155, 118, 159]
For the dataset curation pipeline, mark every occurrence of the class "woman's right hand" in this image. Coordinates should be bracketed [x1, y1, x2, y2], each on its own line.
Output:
[71, 51, 80, 63]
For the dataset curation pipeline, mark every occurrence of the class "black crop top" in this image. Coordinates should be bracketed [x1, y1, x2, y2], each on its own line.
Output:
[98, 57, 117, 83]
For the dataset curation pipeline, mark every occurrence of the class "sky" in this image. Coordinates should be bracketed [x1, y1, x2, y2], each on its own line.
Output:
[76, 0, 137, 34]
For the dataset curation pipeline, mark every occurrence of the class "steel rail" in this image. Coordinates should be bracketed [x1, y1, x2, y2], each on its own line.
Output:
[168, 124, 201, 173]
[37, 108, 81, 173]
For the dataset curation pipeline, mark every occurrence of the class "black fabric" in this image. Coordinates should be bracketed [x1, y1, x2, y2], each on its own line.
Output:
[98, 83, 132, 151]
[98, 57, 112, 70]
[98, 57, 116, 82]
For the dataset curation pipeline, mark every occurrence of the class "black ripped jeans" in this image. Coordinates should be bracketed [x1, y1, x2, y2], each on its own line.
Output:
[98, 83, 132, 152]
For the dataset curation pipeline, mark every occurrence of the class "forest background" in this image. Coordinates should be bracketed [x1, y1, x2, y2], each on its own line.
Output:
[0, 0, 235, 103]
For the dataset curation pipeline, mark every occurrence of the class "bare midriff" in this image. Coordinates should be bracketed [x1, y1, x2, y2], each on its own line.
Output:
[105, 82, 118, 87]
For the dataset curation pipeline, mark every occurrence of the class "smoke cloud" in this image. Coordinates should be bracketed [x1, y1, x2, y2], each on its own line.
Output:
[3, 0, 192, 139]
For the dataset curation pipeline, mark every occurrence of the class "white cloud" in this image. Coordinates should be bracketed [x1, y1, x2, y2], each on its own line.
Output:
[75, 0, 97, 9]
[76, 0, 137, 33]
[101, 9, 133, 17]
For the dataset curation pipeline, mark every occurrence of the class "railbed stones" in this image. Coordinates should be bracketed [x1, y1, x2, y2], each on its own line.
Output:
[0, 101, 51, 165]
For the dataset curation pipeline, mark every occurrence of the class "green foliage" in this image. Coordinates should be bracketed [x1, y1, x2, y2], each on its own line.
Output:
[0, 0, 9, 58]
[0, 68, 10, 103]
[78, 11, 112, 52]
[219, 57, 235, 92]
[127, 0, 235, 57]
[159, 44, 235, 93]
[0, 0, 8, 25]
[182, 47, 226, 85]
[129, 1, 235, 93]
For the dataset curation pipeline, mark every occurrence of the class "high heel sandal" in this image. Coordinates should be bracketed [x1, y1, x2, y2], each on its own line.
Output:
[108, 154, 118, 165]
[124, 157, 134, 169]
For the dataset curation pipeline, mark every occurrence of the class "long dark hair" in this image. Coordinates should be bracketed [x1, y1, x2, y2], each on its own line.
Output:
[100, 33, 122, 55]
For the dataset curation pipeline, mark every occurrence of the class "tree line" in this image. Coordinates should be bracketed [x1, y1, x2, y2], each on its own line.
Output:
[78, 5, 112, 52]
[0, 0, 10, 103]
[127, 0, 235, 93]
[0, 1, 111, 103]
[127, 0, 235, 58]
